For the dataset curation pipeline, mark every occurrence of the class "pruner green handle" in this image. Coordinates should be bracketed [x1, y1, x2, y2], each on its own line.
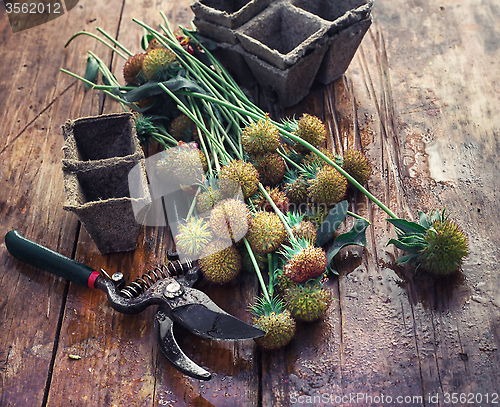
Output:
[5, 230, 101, 288]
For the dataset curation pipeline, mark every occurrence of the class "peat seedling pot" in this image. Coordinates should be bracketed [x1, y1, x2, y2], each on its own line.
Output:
[61, 113, 150, 254]
[191, 0, 373, 106]
[191, 0, 271, 28]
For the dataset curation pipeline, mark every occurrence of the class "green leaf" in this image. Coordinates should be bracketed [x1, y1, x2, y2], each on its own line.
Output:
[123, 77, 208, 103]
[395, 253, 419, 265]
[316, 200, 348, 247]
[326, 219, 369, 264]
[84, 56, 99, 90]
[418, 211, 431, 229]
[386, 218, 427, 234]
[386, 238, 425, 253]
[141, 34, 156, 51]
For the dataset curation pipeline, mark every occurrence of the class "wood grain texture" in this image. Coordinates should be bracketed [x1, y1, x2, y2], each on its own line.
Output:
[0, 0, 117, 404]
[1, 0, 500, 405]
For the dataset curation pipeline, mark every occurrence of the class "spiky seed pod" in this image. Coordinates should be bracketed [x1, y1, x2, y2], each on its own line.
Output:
[246, 212, 287, 254]
[199, 240, 242, 284]
[196, 187, 222, 215]
[251, 296, 295, 350]
[219, 160, 260, 199]
[304, 205, 328, 228]
[282, 240, 327, 284]
[283, 284, 330, 322]
[284, 173, 309, 204]
[209, 199, 249, 243]
[293, 114, 326, 153]
[169, 114, 195, 141]
[155, 149, 178, 183]
[146, 38, 163, 53]
[241, 119, 280, 155]
[308, 166, 347, 205]
[420, 220, 468, 275]
[142, 48, 176, 81]
[253, 310, 296, 350]
[292, 220, 317, 245]
[342, 149, 371, 185]
[388, 209, 469, 276]
[301, 147, 337, 168]
[123, 53, 145, 85]
[253, 153, 286, 186]
[175, 218, 212, 259]
[254, 186, 289, 213]
[172, 145, 207, 185]
[276, 274, 296, 291]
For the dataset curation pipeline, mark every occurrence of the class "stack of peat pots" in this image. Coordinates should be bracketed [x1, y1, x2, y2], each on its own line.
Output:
[191, 0, 374, 107]
[61, 113, 151, 253]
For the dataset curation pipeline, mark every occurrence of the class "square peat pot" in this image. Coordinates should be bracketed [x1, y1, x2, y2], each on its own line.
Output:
[235, 1, 329, 70]
[193, 17, 239, 44]
[315, 16, 372, 84]
[61, 113, 151, 254]
[191, 0, 271, 29]
[241, 41, 328, 107]
[290, 0, 373, 33]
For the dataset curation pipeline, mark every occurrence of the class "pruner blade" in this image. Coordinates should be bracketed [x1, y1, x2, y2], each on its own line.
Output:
[170, 298, 265, 341]
[154, 306, 212, 381]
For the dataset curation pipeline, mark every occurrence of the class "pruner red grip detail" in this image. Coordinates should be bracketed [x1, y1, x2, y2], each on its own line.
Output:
[87, 271, 101, 288]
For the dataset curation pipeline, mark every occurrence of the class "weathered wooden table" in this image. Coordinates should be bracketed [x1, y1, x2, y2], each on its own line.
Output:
[1, 0, 499, 405]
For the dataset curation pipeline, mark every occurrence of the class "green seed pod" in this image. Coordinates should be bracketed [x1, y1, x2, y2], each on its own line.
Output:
[142, 48, 176, 81]
[253, 153, 286, 186]
[342, 149, 371, 185]
[253, 310, 296, 350]
[123, 53, 145, 85]
[283, 284, 330, 322]
[209, 198, 249, 243]
[293, 114, 326, 153]
[175, 218, 212, 258]
[199, 240, 242, 284]
[169, 114, 195, 141]
[219, 160, 260, 199]
[420, 219, 468, 275]
[241, 119, 280, 155]
[246, 212, 287, 254]
[308, 166, 347, 205]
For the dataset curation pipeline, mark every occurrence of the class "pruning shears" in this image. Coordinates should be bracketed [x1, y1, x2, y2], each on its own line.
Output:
[5, 230, 264, 380]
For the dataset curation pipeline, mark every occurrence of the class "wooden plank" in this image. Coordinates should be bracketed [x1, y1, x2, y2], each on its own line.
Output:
[46, 1, 261, 405]
[336, 0, 500, 402]
[0, 3, 121, 405]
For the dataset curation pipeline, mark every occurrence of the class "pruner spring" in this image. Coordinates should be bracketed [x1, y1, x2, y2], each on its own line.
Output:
[100, 252, 194, 299]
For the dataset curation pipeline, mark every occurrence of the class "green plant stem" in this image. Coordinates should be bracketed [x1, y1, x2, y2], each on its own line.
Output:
[59, 69, 137, 110]
[64, 31, 129, 60]
[347, 211, 370, 224]
[277, 147, 305, 173]
[244, 238, 270, 303]
[159, 83, 231, 163]
[179, 91, 398, 219]
[95, 27, 134, 57]
[258, 184, 296, 242]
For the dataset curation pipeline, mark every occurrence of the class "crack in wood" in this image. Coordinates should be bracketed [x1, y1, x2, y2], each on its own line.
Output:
[0, 81, 76, 157]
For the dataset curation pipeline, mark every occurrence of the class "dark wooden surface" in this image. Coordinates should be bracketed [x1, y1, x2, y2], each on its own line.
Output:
[1, 0, 499, 406]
